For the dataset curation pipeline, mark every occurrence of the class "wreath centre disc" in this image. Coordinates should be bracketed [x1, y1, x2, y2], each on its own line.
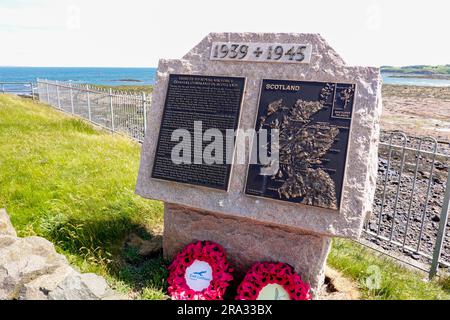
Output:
[257, 283, 290, 300]
[184, 259, 213, 292]
[235, 261, 312, 300]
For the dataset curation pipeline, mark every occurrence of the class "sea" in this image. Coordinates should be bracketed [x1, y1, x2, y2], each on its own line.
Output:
[1, 67, 450, 87]
[0, 67, 157, 87]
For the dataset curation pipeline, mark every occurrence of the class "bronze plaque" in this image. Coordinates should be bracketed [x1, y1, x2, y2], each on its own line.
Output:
[245, 79, 355, 210]
[152, 74, 245, 190]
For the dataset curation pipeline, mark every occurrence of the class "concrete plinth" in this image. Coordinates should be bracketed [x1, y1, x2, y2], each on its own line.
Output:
[163, 203, 331, 295]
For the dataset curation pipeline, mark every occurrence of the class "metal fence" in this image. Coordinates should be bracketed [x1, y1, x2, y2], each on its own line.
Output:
[35, 79, 450, 278]
[36, 79, 150, 142]
[0, 82, 37, 98]
[362, 131, 450, 278]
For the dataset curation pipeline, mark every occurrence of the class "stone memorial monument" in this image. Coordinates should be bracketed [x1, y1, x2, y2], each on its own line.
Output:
[136, 33, 382, 295]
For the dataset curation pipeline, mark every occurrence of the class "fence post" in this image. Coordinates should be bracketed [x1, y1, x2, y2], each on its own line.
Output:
[69, 82, 75, 114]
[142, 92, 147, 135]
[56, 81, 61, 109]
[46, 82, 50, 103]
[30, 82, 35, 100]
[1, 83, 4, 94]
[86, 85, 92, 122]
[429, 167, 450, 279]
[109, 88, 115, 131]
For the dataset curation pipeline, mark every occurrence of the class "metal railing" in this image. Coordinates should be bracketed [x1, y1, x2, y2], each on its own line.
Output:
[362, 131, 450, 278]
[0, 82, 37, 98]
[36, 79, 150, 142]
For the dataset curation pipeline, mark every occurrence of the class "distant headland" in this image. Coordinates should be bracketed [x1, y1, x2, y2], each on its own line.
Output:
[381, 65, 450, 80]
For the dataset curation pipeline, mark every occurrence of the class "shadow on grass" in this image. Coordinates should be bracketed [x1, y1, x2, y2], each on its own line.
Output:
[41, 214, 168, 297]
[117, 243, 168, 296]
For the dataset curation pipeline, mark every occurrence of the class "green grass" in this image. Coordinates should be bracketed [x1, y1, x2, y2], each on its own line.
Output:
[0, 95, 165, 299]
[328, 239, 450, 300]
[0, 95, 449, 300]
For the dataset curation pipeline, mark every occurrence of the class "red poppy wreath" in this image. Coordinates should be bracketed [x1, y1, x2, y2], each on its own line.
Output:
[167, 240, 233, 300]
[236, 262, 312, 300]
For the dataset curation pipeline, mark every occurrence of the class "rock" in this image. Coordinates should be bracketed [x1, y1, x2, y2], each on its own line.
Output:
[0, 236, 68, 300]
[410, 253, 421, 260]
[0, 209, 16, 237]
[435, 161, 448, 171]
[0, 235, 16, 249]
[18, 266, 75, 300]
[48, 273, 118, 300]
[432, 176, 443, 184]
[126, 233, 162, 257]
[0, 210, 121, 300]
[387, 169, 398, 177]
[379, 158, 388, 167]
[431, 215, 440, 223]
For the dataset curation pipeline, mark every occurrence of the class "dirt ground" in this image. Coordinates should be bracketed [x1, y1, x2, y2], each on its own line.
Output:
[318, 266, 360, 300]
[381, 85, 450, 142]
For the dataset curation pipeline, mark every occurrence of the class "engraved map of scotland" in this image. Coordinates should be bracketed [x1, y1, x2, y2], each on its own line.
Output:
[245, 80, 355, 210]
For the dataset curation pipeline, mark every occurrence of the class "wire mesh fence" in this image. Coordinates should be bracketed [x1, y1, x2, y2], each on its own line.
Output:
[37, 79, 149, 142]
[0, 82, 37, 98]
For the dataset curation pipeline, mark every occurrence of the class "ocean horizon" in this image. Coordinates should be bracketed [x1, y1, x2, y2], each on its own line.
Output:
[1, 66, 450, 87]
[0, 67, 157, 87]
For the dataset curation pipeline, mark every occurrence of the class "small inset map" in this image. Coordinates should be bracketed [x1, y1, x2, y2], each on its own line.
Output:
[331, 84, 356, 119]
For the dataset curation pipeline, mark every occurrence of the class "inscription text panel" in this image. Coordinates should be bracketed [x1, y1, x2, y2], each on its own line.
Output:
[152, 74, 245, 190]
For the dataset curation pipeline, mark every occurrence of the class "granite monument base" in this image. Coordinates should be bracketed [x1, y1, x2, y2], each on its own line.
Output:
[163, 203, 331, 296]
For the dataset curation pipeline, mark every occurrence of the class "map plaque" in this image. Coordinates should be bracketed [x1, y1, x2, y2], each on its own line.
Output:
[151, 74, 246, 190]
[245, 79, 355, 210]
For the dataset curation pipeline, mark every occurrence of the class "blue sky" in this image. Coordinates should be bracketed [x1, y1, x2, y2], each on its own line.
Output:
[0, 0, 449, 67]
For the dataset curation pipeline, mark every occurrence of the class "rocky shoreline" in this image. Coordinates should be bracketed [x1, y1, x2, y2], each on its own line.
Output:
[362, 85, 450, 269]
[362, 140, 450, 268]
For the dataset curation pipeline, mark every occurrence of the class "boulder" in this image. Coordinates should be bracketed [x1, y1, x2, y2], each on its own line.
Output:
[18, 266, 75, 300]
[0, 209, 16, 237]
[0, 210, 121, 300]
[0, 235, 68, 299]
[48, 273, 117, 300]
